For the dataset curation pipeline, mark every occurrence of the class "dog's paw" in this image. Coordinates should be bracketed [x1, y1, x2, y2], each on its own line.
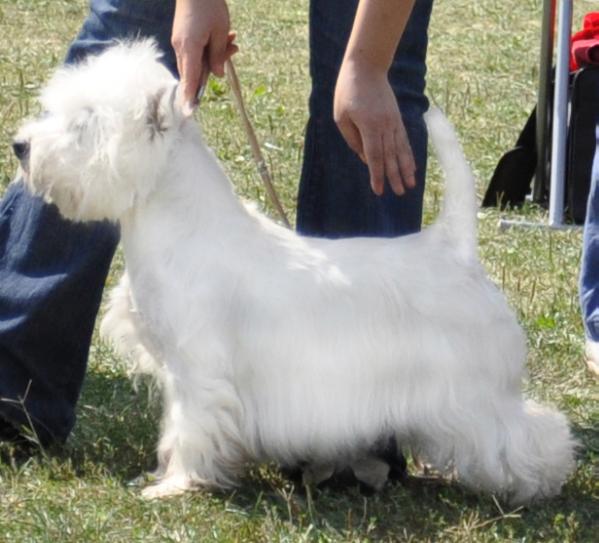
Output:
[141, 476, 192, 499]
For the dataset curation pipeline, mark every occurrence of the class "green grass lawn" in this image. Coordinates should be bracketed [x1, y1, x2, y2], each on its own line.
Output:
[0, 1, 597, 541]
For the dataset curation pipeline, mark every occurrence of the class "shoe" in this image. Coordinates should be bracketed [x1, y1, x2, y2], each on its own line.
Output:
[585, 339, 599, 378]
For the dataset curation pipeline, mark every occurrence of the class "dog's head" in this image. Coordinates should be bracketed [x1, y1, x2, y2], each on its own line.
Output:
[14, 39, 187, 222]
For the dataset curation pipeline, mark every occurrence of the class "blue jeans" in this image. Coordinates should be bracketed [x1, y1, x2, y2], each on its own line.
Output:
[298, 0, 433, 237]
[0, 0, 432, 444]
[580, 123, 599, 342]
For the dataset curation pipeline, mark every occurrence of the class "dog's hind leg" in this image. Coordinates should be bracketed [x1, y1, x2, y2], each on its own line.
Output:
[425, 397, 576, 504]
[486, 399, 576, 504]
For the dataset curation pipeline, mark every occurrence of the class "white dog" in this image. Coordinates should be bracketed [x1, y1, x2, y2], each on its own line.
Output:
[14, 40, 576, 503]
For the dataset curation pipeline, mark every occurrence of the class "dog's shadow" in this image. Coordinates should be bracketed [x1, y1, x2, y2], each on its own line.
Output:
[66, 366, 161, 479]
[35, 368, 598, 540]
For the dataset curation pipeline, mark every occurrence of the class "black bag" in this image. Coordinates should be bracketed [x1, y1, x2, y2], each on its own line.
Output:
[482, 66, 599, 224]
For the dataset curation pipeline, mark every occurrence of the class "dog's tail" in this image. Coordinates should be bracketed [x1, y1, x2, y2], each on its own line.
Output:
[425, 107, 478, 263]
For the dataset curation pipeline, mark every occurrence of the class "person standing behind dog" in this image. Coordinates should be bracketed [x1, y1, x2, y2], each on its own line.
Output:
[580, 123, 599, 377]
[0, 0, 432, 446]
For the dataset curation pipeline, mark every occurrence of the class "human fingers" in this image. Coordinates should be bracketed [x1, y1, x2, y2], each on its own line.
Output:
[223, 33, 239, 65]
[383, 131, 405, 195]
[178, 45, 207, 107]
[361, 129, 385, 196]
[394, 123, 416, 190]
[337, 117, 366, 163]
[207, 28, 229, 77]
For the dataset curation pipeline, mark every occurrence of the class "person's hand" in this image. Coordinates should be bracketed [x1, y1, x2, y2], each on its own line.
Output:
[172, 0, 238, 108]
[334, 60, 416, 196]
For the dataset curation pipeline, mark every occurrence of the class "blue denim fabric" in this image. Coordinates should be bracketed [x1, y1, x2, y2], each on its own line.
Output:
[297, 0, 433, 238]
[580, 123, 599, 342]
[0, 0, 176, 445]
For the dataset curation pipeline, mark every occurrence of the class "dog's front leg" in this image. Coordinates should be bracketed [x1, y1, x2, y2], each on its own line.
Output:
[142, 363, 246, 499]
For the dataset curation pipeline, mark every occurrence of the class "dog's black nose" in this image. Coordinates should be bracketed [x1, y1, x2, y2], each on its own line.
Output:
[12, 140, 30, 161]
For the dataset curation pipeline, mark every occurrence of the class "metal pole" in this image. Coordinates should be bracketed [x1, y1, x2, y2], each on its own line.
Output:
[498, 0, 580, 231]
[548, 0, 572, 227]
[534, 0, 555, 202]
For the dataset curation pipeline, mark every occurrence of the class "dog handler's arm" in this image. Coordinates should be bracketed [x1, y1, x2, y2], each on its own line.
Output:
[335, 0, 416, 196]
[172, 0, 237, 108]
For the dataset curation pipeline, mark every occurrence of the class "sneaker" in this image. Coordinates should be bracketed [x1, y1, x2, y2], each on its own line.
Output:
[585, 339, 599, 377]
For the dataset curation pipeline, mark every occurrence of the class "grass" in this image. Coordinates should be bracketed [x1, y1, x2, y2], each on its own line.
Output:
[0, 0, 597, 541]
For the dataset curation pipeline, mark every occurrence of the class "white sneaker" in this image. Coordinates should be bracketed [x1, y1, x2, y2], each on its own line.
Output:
[584, 339, 599, 377]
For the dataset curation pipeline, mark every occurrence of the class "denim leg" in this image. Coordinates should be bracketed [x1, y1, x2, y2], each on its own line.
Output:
[0, 185, 120, 445]
[580, 123, 599, 342]
[297, 0, 433, 238]
[0, 0, 176, 445]
[66, 0, 177, 74]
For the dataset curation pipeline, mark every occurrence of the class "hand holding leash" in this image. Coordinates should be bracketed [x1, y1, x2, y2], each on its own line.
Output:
[172, 0, 237, 108]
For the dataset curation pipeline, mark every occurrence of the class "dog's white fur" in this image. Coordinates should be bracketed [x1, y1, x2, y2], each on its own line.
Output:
[16, 40, 576, 503]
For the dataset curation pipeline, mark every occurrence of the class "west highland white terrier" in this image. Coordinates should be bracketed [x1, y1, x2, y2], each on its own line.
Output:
[14, 40, 576, 502]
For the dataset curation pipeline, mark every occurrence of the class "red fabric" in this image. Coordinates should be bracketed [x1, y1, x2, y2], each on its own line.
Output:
[570, 12, 599, 71]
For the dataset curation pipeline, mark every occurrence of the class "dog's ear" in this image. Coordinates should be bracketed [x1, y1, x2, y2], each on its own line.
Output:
[146, 87, 169, 138]
[146, 83, 183, 137]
